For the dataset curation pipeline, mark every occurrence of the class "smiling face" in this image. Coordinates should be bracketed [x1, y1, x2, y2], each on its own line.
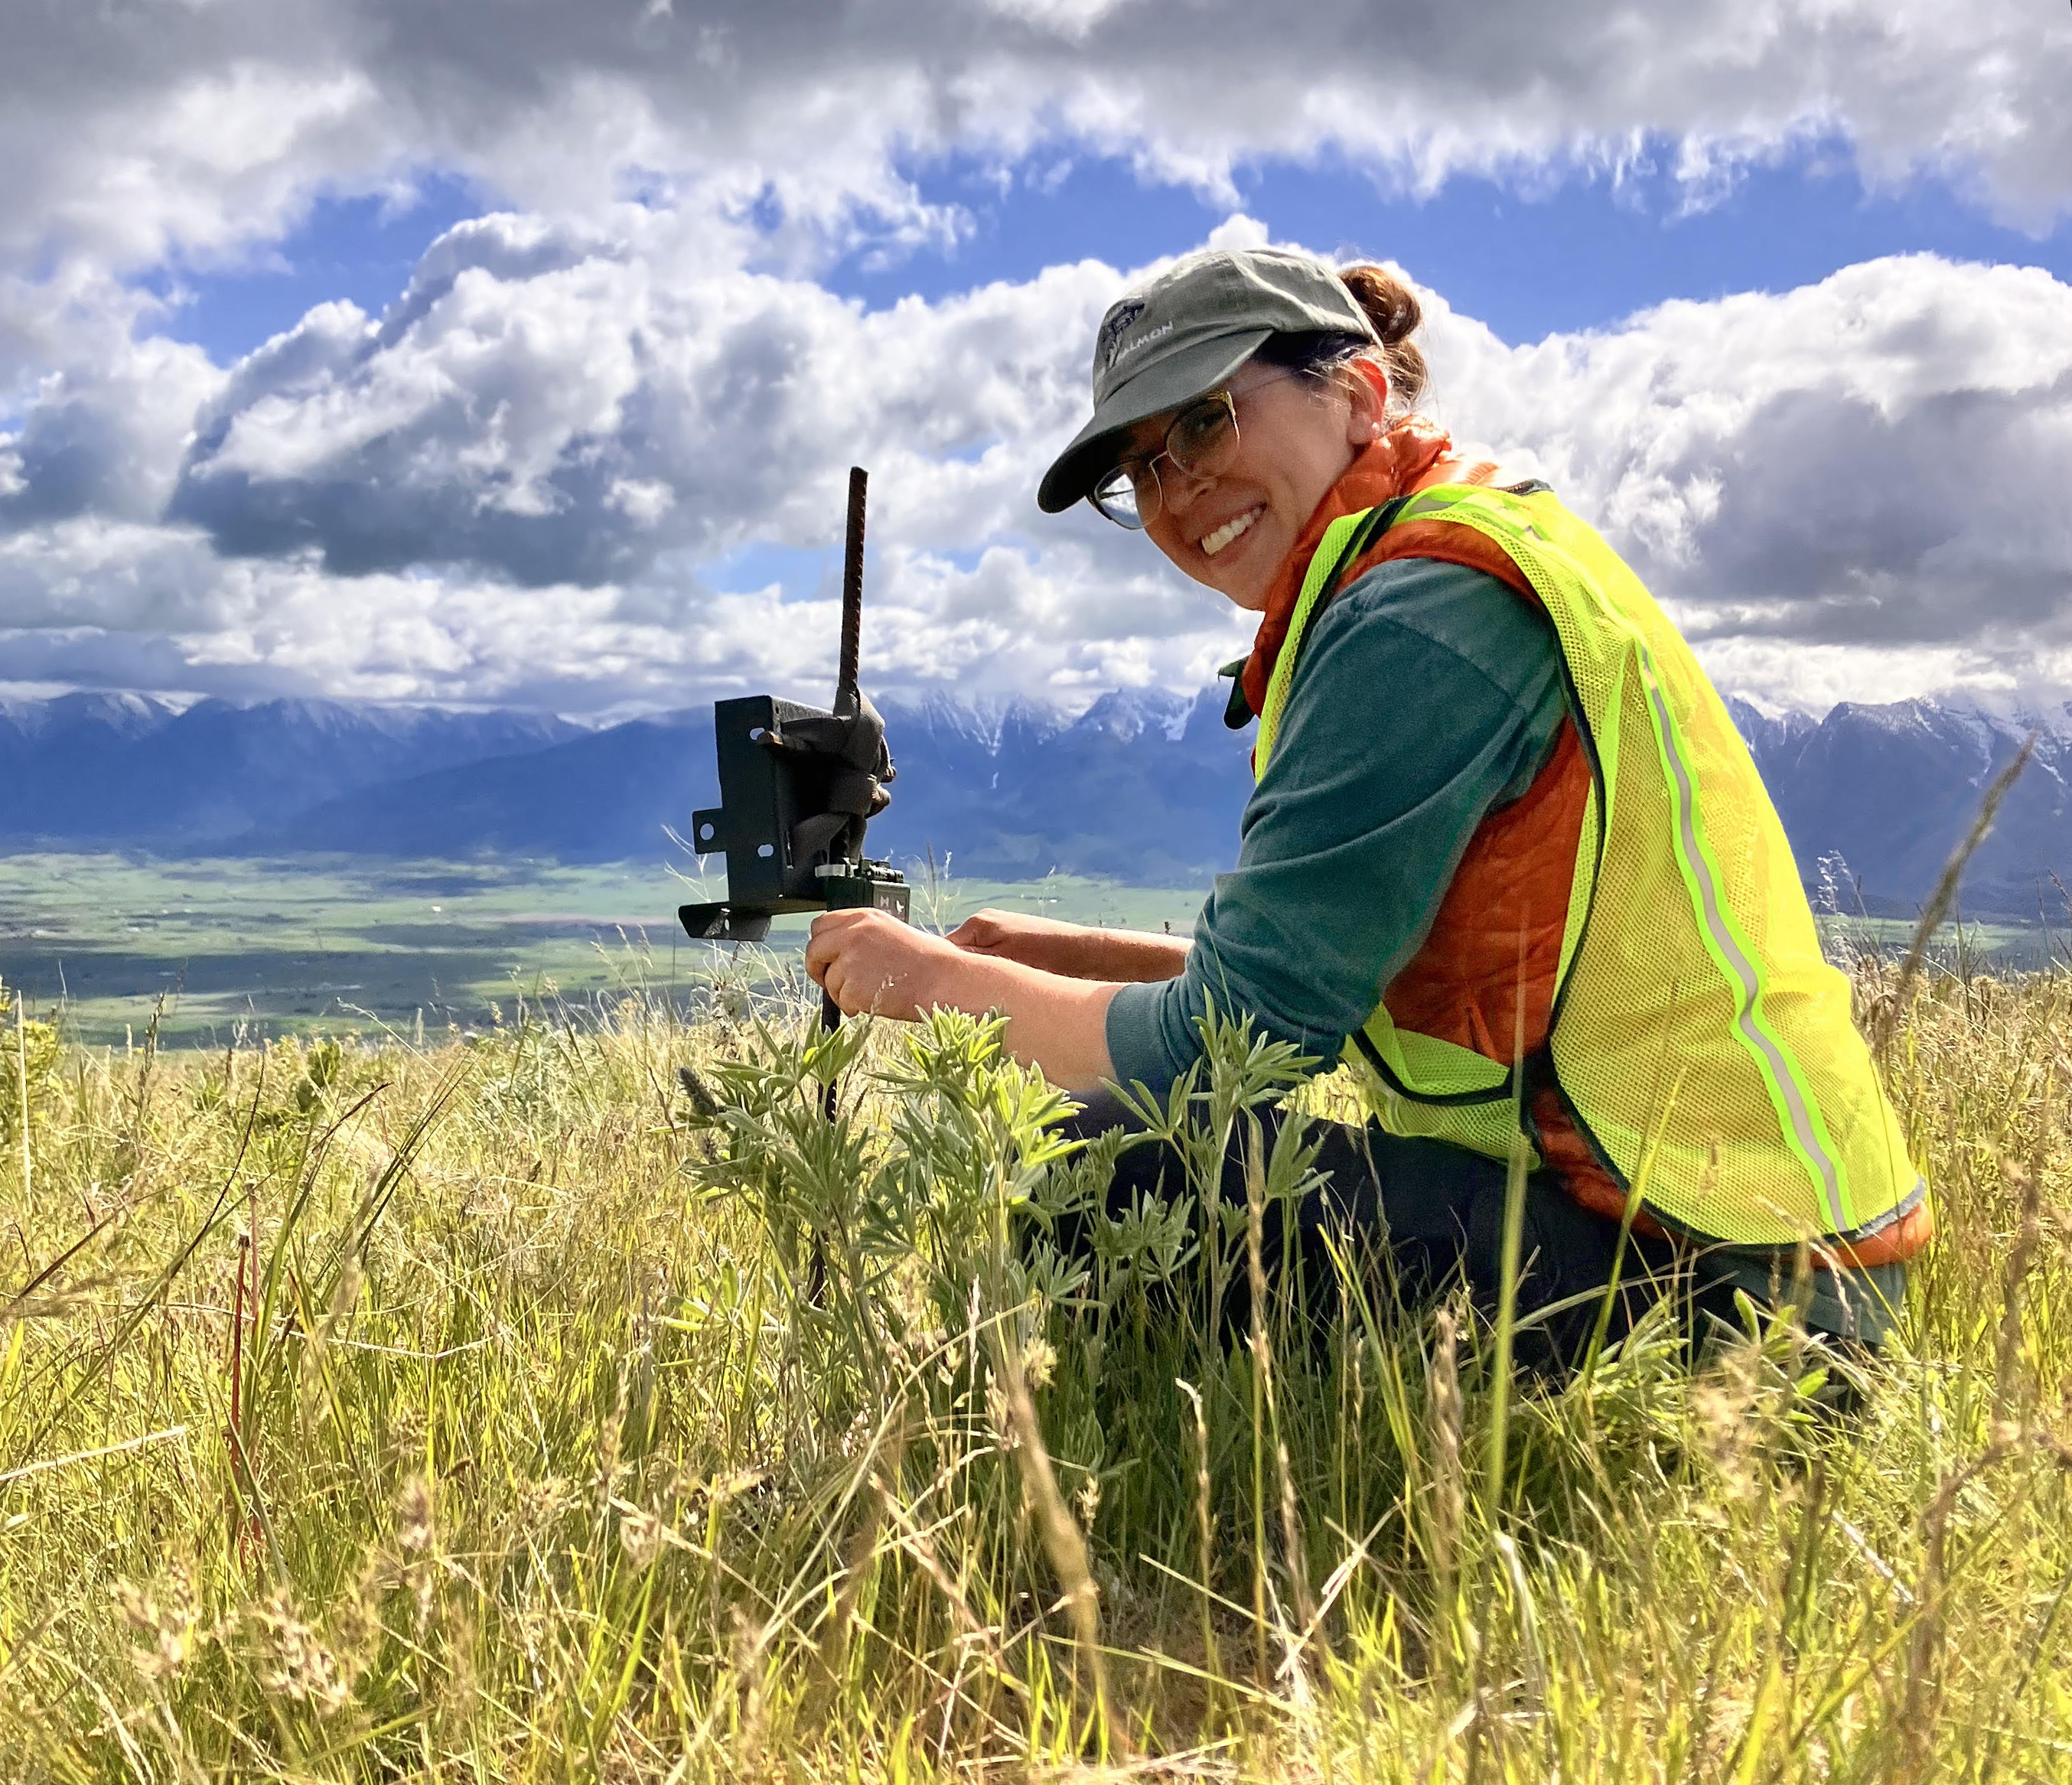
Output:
[1129, 358, 1384, 612]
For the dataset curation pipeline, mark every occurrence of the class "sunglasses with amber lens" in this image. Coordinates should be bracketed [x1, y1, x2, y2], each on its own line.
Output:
[1088, 388, 1243, 529]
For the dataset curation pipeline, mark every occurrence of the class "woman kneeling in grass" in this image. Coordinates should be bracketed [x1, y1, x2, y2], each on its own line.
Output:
[807, 244, 1925, 1373]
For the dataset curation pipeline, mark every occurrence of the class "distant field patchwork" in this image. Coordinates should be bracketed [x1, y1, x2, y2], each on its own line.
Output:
[0, 852, 1210, 1044]
[2, 849, 2052, 1048]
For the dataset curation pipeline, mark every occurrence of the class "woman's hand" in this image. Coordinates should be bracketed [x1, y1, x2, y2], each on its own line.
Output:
[806, 906, 1121, 1091]
[947, 908, 1191, 984]
[806, 907, 966, 1020]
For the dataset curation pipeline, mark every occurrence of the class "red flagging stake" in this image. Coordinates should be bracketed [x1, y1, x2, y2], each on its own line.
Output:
[229, 1231, 249, 1433]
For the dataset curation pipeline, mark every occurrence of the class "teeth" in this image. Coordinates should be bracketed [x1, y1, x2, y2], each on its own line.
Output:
[1201, 507, 1261, 558]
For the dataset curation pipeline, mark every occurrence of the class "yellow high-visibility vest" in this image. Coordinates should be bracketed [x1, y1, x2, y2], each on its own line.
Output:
[1256, 483, 1924, 1250]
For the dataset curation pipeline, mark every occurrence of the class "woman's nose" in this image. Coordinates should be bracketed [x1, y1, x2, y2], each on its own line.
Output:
[1157, 461, 1215, 520]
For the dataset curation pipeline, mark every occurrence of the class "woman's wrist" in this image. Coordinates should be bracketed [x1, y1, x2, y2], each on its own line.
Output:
[923, 944, 1018, 1018]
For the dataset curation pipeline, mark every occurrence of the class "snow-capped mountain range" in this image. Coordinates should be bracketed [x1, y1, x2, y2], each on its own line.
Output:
[5, 686, 2071, 910]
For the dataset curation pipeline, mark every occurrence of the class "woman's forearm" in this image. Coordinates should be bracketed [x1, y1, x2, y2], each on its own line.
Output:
[1074, 928, 1192, 983]
[948, 910, 1191, 983]
[930, 953, 1121, 1092]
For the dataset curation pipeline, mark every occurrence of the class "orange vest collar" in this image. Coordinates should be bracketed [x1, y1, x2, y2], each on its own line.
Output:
[1239, 410, 1485, 717]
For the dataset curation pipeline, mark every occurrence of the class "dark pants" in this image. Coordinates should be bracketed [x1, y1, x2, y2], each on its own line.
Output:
[1057, 1090, 1766, 1378]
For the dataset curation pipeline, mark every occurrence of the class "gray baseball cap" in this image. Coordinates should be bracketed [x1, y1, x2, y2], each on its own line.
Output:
[1036, 246, 1379, 515]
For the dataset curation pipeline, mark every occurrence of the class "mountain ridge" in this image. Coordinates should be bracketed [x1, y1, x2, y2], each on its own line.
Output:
[0, 695, 583, 845]
[6, 686, 2072, 910]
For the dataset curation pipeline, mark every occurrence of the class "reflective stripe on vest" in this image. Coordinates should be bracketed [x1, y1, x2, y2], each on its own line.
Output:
[1253, 484, 1924, 1249]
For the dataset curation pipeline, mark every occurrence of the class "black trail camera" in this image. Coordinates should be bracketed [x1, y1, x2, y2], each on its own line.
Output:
[679, 468, 909, 944]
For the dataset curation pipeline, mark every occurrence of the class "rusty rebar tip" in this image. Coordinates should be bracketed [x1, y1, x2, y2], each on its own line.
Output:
[838, 467, 866, 716]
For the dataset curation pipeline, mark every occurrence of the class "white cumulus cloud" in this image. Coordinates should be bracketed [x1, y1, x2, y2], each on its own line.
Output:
[0, 2, 2069, 714]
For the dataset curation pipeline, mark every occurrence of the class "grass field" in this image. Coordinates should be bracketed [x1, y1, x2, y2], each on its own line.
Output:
[0, 854, 1209, 1047]
[3, 938, 2071, 1779]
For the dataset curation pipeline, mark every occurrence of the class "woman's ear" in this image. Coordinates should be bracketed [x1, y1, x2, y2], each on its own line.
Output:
[1345, 358, 1390, 444]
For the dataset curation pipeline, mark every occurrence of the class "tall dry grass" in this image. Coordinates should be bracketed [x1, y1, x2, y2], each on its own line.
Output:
[1, 956, 2069, 1781]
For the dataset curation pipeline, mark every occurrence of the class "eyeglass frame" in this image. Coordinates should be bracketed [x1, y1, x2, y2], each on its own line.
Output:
[1086, 365, 1302, 530]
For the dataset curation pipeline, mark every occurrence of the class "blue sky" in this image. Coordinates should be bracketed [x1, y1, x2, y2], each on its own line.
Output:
[154, 146, 2072, 366]
[833, 145, 2072, 343]
[143, 174, 486, 364]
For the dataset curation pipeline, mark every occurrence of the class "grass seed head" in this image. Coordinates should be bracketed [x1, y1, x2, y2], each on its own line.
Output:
[111, 1565, 201, 1682]
[984, 1379, 1020, 1452]
[247, 1588, 352, 1716]
[619, 1505, 666, 1571]
[396, 1474, 435, 1555]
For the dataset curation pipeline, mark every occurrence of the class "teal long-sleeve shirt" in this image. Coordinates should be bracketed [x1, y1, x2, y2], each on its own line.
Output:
[1105, 554, 1565, 1096]
[1101, 552, 1904, 1346]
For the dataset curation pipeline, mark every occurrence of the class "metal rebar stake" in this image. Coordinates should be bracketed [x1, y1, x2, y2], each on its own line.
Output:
[821, 465, 868, 1121]
[809, 467, 868, 1305]
[836, 464, 866, 719]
